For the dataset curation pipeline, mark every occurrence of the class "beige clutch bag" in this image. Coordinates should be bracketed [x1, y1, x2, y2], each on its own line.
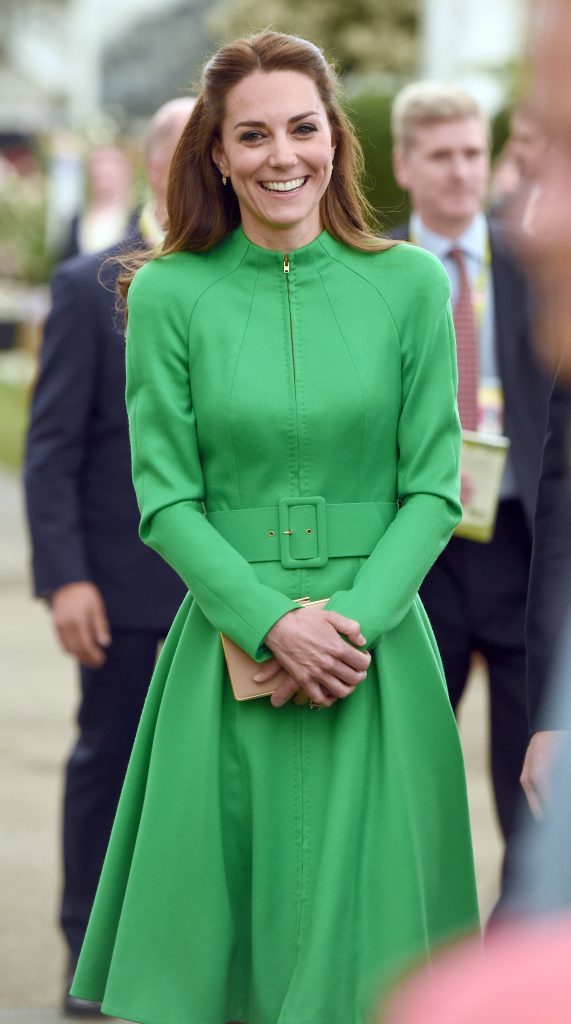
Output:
[221, 597, 328, 702]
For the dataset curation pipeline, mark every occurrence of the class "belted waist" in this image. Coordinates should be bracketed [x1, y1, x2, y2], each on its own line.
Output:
[205, 496, 398, 568]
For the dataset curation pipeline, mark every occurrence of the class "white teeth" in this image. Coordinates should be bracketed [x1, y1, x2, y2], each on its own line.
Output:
[262, 177, 306, 192]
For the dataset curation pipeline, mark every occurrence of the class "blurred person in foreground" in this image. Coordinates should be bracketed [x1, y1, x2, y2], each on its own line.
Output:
[490, 100, 547, 228]
[513, 0, 571, 884]
[390, 81, 551, 854]
[61, 143, 135, 260]
[24, 98, 194, 1017]
[382, 1, 571, 1020]
[70, 29, 478, 1024]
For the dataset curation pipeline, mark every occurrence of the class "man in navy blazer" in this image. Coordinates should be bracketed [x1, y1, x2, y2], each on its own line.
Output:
[24, 97, 195, 1016]
[390, 82, 552, 857]
[525, 384, 571, 742]
[508, 380, 571, 904]
[519, 379, 571, 823]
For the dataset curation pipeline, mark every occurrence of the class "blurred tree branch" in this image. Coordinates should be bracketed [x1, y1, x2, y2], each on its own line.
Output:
[207, 0, 419, 75]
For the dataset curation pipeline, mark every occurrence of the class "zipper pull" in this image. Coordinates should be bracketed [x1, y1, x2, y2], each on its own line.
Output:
[283, 255, 290, 274]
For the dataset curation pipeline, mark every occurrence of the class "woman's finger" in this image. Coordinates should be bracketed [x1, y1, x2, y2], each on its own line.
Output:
[309, 683, 337, 707]
[315, 653, 369, 686]
[271, 675, 299, 707]
[323, 610, 366, 646]
[316, 667, 367, 694]
[335, 643, 371, 672]
[271, 676, 336, 709]
[252, 657, 283, 683]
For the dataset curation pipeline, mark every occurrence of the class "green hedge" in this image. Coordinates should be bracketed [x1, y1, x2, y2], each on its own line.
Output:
[0, 380, 29, 472]
[346, 92, 408, 232]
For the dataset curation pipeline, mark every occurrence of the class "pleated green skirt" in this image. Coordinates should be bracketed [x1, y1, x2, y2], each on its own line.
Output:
[71, 588, 479, 1024]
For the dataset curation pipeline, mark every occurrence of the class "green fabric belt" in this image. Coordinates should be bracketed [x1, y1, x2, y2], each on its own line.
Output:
[205, 498, 398, 569]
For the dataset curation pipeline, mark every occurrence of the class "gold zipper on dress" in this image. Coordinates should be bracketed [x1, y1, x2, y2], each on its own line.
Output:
[283, 254, 295, 382]
[283, 254, 303, 614]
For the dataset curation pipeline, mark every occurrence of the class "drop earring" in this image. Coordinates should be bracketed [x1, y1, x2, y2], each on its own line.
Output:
[222, 174, 227, 186]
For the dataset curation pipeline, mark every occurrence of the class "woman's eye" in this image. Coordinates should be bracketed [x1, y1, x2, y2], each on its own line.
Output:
[294, 123, 318, 135]
[240, 130, 265, 143]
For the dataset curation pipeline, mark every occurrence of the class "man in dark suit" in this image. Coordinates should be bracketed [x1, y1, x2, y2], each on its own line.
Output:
[24, 97, 195, 1017]
[521, 383, 571, 816]
[390, 82, 552, 851]
[474, 0, 571, 923]
[517, 0, 571, 836]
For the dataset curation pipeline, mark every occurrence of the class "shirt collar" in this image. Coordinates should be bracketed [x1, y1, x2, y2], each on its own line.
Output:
[410, 211, 488, 263]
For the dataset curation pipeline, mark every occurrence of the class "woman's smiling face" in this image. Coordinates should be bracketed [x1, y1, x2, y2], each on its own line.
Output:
[213, 69, 336, 250]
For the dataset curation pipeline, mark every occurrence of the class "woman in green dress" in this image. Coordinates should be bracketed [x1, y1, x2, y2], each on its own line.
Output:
[72, 30, 479, 1024]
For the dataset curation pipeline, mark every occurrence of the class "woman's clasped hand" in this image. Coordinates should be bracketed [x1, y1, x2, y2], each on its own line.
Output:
[256, 606, 371, 708]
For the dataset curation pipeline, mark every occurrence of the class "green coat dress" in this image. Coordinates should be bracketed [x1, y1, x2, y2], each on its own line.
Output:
[71, 226, 479, 1024]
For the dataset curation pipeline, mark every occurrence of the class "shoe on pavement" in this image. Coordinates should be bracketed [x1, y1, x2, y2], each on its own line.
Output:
[63, 989, 103, 1017]
[63, 955, 102, 1018]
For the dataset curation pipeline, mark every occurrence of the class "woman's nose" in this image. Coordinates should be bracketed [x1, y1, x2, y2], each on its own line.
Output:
[268, 135, 297, 168]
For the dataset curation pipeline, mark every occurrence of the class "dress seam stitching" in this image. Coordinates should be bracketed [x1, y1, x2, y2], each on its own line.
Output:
[227, 261, 260, 507]
[312, 252, 367, 500]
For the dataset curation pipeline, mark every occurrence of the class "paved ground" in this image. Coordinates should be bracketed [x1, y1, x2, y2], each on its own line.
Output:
[0, 469, 503, 1021]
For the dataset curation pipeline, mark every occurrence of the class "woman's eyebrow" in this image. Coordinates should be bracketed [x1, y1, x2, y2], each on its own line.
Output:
[233, 110, 321, 129]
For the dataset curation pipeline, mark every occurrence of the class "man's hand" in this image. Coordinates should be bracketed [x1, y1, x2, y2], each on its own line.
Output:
[50, 582, 112, 668]
[460, 470, 475, 508]
[520, 729, 566, 819]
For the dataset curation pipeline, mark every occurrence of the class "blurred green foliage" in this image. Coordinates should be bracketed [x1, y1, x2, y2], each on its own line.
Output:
[0, 379, 29, 471]
[0, 169, 56, 285]
[208, 0, 419, 76]
[347, 93, 408, 231]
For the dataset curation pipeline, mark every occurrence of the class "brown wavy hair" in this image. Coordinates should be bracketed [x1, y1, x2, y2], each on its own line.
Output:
[118, 30, 394, 303]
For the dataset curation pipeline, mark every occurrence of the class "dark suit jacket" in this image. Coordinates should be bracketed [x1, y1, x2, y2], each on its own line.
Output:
[526, 380, 571, 730]
[390, 219, 552, 531]
[24, 237, 186, 631]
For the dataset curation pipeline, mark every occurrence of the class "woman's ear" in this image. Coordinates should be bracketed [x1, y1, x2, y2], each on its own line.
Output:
[212, 141, 228, 178]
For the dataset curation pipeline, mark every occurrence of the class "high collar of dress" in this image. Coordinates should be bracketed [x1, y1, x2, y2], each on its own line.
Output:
[235, 224, 329, 269]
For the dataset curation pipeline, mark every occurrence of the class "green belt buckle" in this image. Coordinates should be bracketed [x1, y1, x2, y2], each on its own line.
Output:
[278, 496, 328, 569]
